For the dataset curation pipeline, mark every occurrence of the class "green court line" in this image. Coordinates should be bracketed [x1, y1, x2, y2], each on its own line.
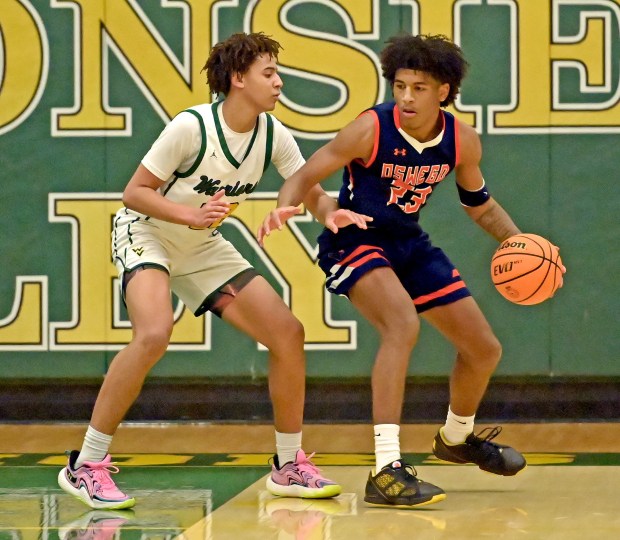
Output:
[1, 452, 620, 467]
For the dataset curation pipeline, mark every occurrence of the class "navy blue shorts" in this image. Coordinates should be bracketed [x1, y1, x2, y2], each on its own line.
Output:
[317, 228, 471, 313]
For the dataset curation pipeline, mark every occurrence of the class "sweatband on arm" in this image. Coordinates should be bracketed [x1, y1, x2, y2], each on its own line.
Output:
[457, 181, 490, 207]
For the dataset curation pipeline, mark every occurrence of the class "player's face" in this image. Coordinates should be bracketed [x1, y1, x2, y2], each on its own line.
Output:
[392, 69, 449, 135]
[240, 54, 283, 112]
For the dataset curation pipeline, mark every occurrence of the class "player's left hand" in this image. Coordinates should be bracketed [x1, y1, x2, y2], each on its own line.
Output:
[553, 245, 567, 274]
[552, 244, 567, 292]
[257, 206, 302, 246]
[324, 209, 373, 234]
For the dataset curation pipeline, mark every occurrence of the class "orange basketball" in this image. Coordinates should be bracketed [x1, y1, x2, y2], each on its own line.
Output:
[491, 234, 563, 305]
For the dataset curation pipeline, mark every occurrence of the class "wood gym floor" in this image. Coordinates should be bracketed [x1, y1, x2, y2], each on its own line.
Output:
[0, 422, 619, 538]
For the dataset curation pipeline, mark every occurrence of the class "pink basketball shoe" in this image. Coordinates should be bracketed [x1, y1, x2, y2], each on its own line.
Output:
[58, 450, 135, 510]
[266, 450, 342, 498]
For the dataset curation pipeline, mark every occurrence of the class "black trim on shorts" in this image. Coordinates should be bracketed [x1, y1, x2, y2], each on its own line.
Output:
[121, 263, 169, 302]
[194, 268, 259, 318]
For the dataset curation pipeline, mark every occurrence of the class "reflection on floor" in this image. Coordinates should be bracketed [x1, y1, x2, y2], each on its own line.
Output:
[0, 489, 211, 537]
[207, 466, 620, 539]
[1, 463, 620, 539]
[1, 422, 620, 538]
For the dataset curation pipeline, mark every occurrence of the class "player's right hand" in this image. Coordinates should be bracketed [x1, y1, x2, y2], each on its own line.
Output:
[257, 206, 302, 247]
[188, 189, 230, 229]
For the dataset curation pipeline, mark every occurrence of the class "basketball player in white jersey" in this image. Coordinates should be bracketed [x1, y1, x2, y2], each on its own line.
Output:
[58, 32, 371, 510]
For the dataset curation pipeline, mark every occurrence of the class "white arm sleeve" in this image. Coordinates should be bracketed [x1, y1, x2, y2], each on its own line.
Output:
[271, 117, 306, 179]
[141, 112, 202, 181]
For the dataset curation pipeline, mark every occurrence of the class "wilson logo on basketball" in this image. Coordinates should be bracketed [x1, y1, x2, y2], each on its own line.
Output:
[497, 240, 527, 251]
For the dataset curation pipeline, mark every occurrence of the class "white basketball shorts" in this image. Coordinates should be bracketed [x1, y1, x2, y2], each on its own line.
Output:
[112, 211, 253, 315]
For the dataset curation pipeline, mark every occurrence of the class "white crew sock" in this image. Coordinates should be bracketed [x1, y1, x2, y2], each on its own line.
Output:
[275, 431, 302, 466]
[75, 425, 113, 467]
[374, 424, 401, 472]
[441, 407, 475, 444]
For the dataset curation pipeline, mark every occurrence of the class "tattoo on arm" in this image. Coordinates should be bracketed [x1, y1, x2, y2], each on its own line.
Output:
[471, 200, 520, 242]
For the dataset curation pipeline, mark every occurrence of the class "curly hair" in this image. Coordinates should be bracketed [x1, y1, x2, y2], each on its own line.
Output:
[380, 34, 468, 107]
[203, 32, 282, 96]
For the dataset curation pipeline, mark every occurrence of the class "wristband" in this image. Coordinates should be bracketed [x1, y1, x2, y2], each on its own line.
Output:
[457, 182, 490, 207]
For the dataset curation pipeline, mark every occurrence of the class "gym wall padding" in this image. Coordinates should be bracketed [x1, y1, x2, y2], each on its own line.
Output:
[1, 0, 618, 380]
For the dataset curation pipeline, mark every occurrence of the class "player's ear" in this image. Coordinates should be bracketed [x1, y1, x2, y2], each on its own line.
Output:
[231, 72, 245, 89]
[439, 83, 450, 103]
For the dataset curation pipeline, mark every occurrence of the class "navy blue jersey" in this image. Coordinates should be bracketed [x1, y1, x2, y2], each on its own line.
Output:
[337, 101, 459, 235]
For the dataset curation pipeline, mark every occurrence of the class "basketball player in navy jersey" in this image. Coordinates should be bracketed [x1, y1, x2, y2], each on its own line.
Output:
[259, 34, 549, 508]
[57, 32, 371, 510]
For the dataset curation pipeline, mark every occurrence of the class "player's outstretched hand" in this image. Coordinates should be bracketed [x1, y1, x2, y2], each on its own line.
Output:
[257, 206, 302, 247]
[189, 190, 230, 229]
[325, 209, 373, 234]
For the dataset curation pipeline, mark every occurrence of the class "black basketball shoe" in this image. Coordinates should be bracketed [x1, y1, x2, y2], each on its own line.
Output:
[433, 427, 526, 476]
[364, 460, 446, 508]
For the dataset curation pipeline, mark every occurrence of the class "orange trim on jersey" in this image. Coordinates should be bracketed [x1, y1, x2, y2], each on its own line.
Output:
[454, 116, 461, 167]
[346, 162, 355, 191]
[452, 269, 460, 277]
[354, 110, 380, 168]
[392, 104, 400, 129]
[413, 280, 466, 306]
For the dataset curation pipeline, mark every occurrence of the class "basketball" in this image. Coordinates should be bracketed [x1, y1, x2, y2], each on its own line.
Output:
[491, 234, 563, 305]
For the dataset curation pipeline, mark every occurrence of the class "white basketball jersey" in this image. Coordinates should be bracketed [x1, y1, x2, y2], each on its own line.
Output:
[126, 101, 304, 232]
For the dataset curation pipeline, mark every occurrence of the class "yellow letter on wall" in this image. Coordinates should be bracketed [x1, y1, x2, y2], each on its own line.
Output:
[231, 198, 353, 347]
[250, 0, 383, 137]
[0, 0, 48, 136]
[49, 196, 207, 349]
[51, 0, 216, 136]
[0, 278, 47, 350]
[491, 0, 620, 133]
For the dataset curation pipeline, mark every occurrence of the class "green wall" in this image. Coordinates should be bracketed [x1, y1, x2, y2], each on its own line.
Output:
[0, 0, 618, 379]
